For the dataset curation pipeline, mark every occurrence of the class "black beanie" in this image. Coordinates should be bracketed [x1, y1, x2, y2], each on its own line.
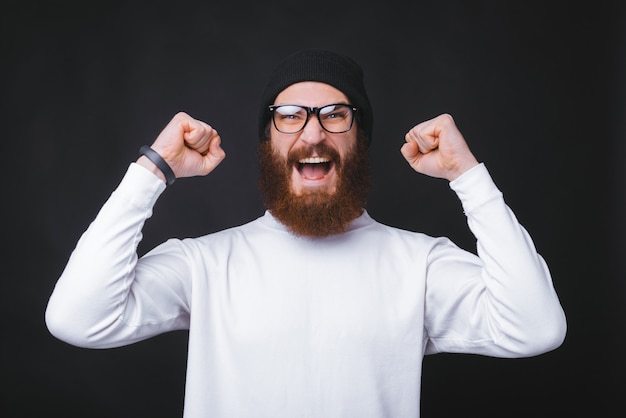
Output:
[258, 49, 373, 144]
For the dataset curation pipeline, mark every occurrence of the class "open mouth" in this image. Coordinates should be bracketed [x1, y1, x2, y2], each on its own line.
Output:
[297, 157, 333, 180]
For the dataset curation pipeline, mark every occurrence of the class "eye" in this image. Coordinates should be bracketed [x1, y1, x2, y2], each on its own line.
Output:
[320, 105, 348, 120]
[276, 105, 305, 120]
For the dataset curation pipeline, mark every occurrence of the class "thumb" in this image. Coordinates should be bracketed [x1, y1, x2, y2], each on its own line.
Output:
[198, 134, 227, 175]
[400, 139, 420, 164]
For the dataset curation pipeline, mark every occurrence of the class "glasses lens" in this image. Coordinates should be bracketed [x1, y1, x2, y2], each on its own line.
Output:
[318, 104, 354, 133]
[273, 105, 307, 133]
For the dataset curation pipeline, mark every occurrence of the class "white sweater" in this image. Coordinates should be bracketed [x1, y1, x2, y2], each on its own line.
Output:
[46, 162, 566, 417]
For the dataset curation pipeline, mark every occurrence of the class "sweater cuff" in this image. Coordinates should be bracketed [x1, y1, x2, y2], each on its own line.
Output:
[111, 163, 167, 210]
[449, 163, 503, 214]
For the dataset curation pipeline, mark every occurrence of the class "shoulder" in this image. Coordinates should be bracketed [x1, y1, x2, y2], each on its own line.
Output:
[355, 211, 448, 254]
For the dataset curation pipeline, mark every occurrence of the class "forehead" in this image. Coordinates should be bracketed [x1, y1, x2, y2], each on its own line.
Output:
[274, 82, 349, 106]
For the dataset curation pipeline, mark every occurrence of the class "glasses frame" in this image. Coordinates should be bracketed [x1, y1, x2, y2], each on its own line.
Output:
[268, 103, 358, 134]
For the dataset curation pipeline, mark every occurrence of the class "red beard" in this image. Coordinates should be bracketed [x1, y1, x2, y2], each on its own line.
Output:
[258, 138, 371, 238]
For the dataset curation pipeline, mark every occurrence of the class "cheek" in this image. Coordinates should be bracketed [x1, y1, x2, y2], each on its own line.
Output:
[270, 136, 296, 159]
[338, 143, 357, 164]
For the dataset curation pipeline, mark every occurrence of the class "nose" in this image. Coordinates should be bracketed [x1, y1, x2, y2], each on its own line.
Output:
[299, 114, 326, 145]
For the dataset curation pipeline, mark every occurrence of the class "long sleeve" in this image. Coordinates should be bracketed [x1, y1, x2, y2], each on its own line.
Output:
[45, 163, 191, 348]
[424, 163, 566, 357]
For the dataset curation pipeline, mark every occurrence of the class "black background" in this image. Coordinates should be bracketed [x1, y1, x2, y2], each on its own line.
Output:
[3, 1, 624, 417]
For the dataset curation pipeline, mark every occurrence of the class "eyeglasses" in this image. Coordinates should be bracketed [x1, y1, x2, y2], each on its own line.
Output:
[269, 104, 357, 134]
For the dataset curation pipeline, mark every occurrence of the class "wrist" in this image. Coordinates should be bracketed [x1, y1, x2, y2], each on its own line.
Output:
[137, 146, 176, 185]
[136, 155, 167, 184]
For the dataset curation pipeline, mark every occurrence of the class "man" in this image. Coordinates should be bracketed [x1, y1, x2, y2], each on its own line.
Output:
[46, 49, 566, 417]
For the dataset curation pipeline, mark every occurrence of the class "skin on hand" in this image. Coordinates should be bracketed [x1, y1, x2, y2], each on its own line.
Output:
[401, 113, 479, 182]
[137, 112, 226, 182]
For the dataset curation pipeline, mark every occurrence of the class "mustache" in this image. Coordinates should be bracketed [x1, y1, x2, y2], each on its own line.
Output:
[286, 143, 341, 167]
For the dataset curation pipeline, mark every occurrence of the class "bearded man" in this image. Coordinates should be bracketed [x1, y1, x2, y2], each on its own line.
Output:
[46, 49, 566, 418]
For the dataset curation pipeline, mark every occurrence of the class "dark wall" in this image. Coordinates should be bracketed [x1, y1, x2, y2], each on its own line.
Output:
[3, 1, 624, 416]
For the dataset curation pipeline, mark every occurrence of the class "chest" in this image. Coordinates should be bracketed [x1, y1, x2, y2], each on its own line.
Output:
[202, 251, 426, 348]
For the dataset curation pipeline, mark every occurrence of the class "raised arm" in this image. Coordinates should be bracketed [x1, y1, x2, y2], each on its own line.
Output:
[402, 114, 566, 357]
[45, 113, 225, 348]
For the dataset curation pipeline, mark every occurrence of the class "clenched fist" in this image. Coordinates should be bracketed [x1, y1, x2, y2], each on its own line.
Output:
[138, 112, 226, 183]
[401, 113, 479, 182]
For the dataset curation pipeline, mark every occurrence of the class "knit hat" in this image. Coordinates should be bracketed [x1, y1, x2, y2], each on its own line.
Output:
[258, 49, 373, 144]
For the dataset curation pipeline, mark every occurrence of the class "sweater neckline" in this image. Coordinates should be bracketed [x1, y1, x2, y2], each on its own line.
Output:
[260, 209, 374, 234]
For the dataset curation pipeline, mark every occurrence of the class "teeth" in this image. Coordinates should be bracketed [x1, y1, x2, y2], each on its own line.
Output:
[299, 157, 330, 164]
